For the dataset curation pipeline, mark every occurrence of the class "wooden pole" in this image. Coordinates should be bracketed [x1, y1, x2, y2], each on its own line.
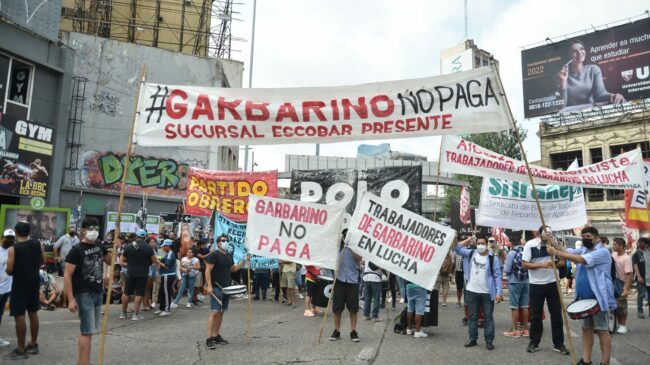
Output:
[97, 65, 146, 365]
[317, 272, 338, 344]
[246, 263, 252, 344]
[492, 63, 576, 365]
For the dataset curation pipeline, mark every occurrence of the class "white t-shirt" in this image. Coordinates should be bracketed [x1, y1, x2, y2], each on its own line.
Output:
[181, 257, 200, 277]
[363, 264, 382, 283]
[0, 246, 12, 294]
[522, 238, 556, 285]
[466, 253, 490, 294]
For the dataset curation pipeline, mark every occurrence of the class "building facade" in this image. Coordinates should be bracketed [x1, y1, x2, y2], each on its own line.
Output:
[539, 103, 650, 236]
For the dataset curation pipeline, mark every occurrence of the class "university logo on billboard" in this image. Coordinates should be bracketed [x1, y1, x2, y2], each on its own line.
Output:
[0, 115, 54, 198]
[521, 19, 650, 118]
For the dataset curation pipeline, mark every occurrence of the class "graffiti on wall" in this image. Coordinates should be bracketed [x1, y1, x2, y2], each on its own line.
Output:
[89, 91, 120, 116]
[80, 150, 206, 197]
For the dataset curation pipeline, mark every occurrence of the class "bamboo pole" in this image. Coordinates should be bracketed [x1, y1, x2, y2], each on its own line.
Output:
[492, 63, 576, 365]
[97, 65, 146, 365]
[317, 272, 338, 344]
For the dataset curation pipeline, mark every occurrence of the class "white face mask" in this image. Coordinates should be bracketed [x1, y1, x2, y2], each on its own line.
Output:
[85, 230, 99, 241]
[476, 244, 487, 254]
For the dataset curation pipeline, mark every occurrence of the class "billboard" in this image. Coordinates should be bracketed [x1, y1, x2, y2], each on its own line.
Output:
[0, 115, 55, 198]
[0, 205, 71, 250]
[521, 19, 650, 118]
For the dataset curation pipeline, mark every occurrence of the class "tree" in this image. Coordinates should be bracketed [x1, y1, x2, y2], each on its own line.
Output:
[444, 127, 528, 212]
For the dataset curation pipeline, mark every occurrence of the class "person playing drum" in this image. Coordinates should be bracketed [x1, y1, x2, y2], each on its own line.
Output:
[547, 226, 616, 365]
[204, 234, 248, 350]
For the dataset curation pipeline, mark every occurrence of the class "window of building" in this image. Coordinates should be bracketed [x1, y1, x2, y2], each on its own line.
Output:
[550, 150, 583, 170]
[482, 59, 489, 66]
[607, 142, 650, 200]
[475, 57, 481, 68]
[586, 147, 604, 202]
[1, 53, 34, 120]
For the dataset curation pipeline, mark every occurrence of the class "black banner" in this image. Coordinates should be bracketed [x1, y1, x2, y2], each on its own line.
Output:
[521, 19, 650, 118]
[290, 165, 422, 226]
[0, 115, 55, 198]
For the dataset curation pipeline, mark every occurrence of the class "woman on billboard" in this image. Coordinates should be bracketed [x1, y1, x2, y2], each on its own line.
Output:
[557, 40, 625, 107]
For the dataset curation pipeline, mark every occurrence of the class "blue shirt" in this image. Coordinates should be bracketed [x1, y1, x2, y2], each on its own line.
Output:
[337, 247, 360, 284]
[453, 244, 503, 301]
[159, 250, 177, 276]
[575, 265, 595, 300]
[568, 243, 616, 312]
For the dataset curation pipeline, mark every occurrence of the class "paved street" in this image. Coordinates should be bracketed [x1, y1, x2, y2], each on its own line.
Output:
[1, 289, 649, 365]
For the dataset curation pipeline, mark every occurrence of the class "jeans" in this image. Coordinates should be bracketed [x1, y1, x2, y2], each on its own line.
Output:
[466, 290, 494, 343]
[397, 276, 407, 301]
[363, 281, 381, 318]
[76, 291, 103, 335]
[254, 272, 270, 298]
[637, 283, 650, 314]
[529, 282, 564, 347]
[174, 275, 197, 304]
[381, 274, 397, 309]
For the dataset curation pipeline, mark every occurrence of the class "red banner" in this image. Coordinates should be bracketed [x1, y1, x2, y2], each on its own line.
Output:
[184, 168, 278, 222]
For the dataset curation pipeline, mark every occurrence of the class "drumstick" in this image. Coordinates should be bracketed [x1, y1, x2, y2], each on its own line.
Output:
[210, 292, 222, 305]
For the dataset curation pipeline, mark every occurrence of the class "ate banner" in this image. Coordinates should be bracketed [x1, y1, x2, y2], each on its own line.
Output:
[134, 65, 513, 146]
[477, 178, 588, 231]
[440, 135, 645, 189]
[184, 168, 278, 221]
[346, 193, 455, 290]
[0, 115, 55, 198]
[290, 165, 422, 227]
[624, 160, 650, 230]
[246, 195, 344, 269]
[213, 212, 279, 268]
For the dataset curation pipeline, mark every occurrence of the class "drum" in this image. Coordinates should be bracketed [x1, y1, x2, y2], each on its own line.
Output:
[311, 275, 334, 308]
[222, 285, 247, 296]
[566, 299, 600, 320]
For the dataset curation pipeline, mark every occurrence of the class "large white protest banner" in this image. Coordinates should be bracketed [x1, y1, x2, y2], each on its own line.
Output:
[346, 193, 455, 290]
[245, 195, 344, 270]
[477, 178, 588, 231]
[440, 135, 645, 189]
[134, 65, 512, 146]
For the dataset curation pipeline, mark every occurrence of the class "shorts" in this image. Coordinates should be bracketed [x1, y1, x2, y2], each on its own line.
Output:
[148, 266, 158, 278]
[406, 286, 427, 315]
[616, 297, 627, 317]
[10, 291, 39, 316]
[508, 282, 529, 309]
[210, 288, 229, 312]
[124, 275, 148, 297]
[582, 310, 609, 331]
[434, 274, 450, 291]
[76, 291, 103, 335]
[306, 280, 317, 298]
[120, 271, 128, 283]
[332, 280, 359, 314]
[280, 271, 297, 289]
[455, 271, 464, 291]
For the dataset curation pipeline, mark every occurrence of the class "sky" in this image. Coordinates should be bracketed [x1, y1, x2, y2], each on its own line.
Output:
[226, 0, 648, 174]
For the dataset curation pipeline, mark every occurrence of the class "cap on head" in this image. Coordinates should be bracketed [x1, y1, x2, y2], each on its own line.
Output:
[14, 221, 31, 236]
[136, 229, 147, 238]
[161, 239, 173, 247]
[3, 229, 15, 237]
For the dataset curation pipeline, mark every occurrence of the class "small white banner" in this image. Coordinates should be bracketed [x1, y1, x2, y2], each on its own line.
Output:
[346, 193, 455, 290]
[440, 135, 645, 189]
[245, 195, 344, 270]
[477, 178, 588, 231]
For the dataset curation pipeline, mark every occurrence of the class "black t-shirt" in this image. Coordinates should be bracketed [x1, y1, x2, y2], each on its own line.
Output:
[122, 240, 155, 277]
[206, 250, 233, 289]
[66, 241, 108, 296]
[11, 239, 43, 295]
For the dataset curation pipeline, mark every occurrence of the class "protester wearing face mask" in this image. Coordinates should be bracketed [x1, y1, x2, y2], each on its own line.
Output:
[548, 227, 616, 365]
[453, 235, 502, 351]
[54, 228, 80, 277]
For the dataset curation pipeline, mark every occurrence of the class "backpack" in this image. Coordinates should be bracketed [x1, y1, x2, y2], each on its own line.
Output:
[611, 255, 622, 298]
[393, 307, 408, 334]
[470, 250, 496, 278]
[512, 247, 528, 281]
[439, 254, 453, 275]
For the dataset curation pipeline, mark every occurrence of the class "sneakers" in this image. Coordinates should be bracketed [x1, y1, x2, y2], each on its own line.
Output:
[214, 335, 228, 345]
[119, 312, 128, 319]
[205, 337, 216, 350]
[5, 348, 28, 359]
[637, 312, 645, 319]
[158, 311, 171, 317]
[461, 318, 469, 326]
[455, 303, 462, 308]
[442, 303, 447, 308]
[577, 359, 593, 365]
[503, 329, 521, 338]
[464, 339, 477, 347]
[153, 309, 162, 315]
[131, 314, 144, 321]
[170, 303, 179, 309]
[350, 330, 360, 342]
[298, 293, 305, 299]
[372, 317, 381, 322]
[0, 337, 10, 347]
[186, 303, 192, 308]
[406, 328, 413, 335]
[399, 298, 405, 304]
[197, 294, 205, 300]
[329, 329, 341, 341]
[527, 342, 539, 353]
[520, 329, 530, 337]
[364, 316, 371, 320]
[554, 345, 570, 355]
[25, 343, 39, 354]
[304, 310, 314, 317]
[486, 342, 495, 350]
[413, 331, 428, 338]
[616, 325, 628, 334]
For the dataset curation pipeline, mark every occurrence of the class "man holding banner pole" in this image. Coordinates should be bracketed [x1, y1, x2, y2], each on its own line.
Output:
[330, 230, 362, 343]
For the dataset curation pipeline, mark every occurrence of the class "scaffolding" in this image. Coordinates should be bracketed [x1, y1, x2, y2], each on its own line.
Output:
[65, 76, 88, 186]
